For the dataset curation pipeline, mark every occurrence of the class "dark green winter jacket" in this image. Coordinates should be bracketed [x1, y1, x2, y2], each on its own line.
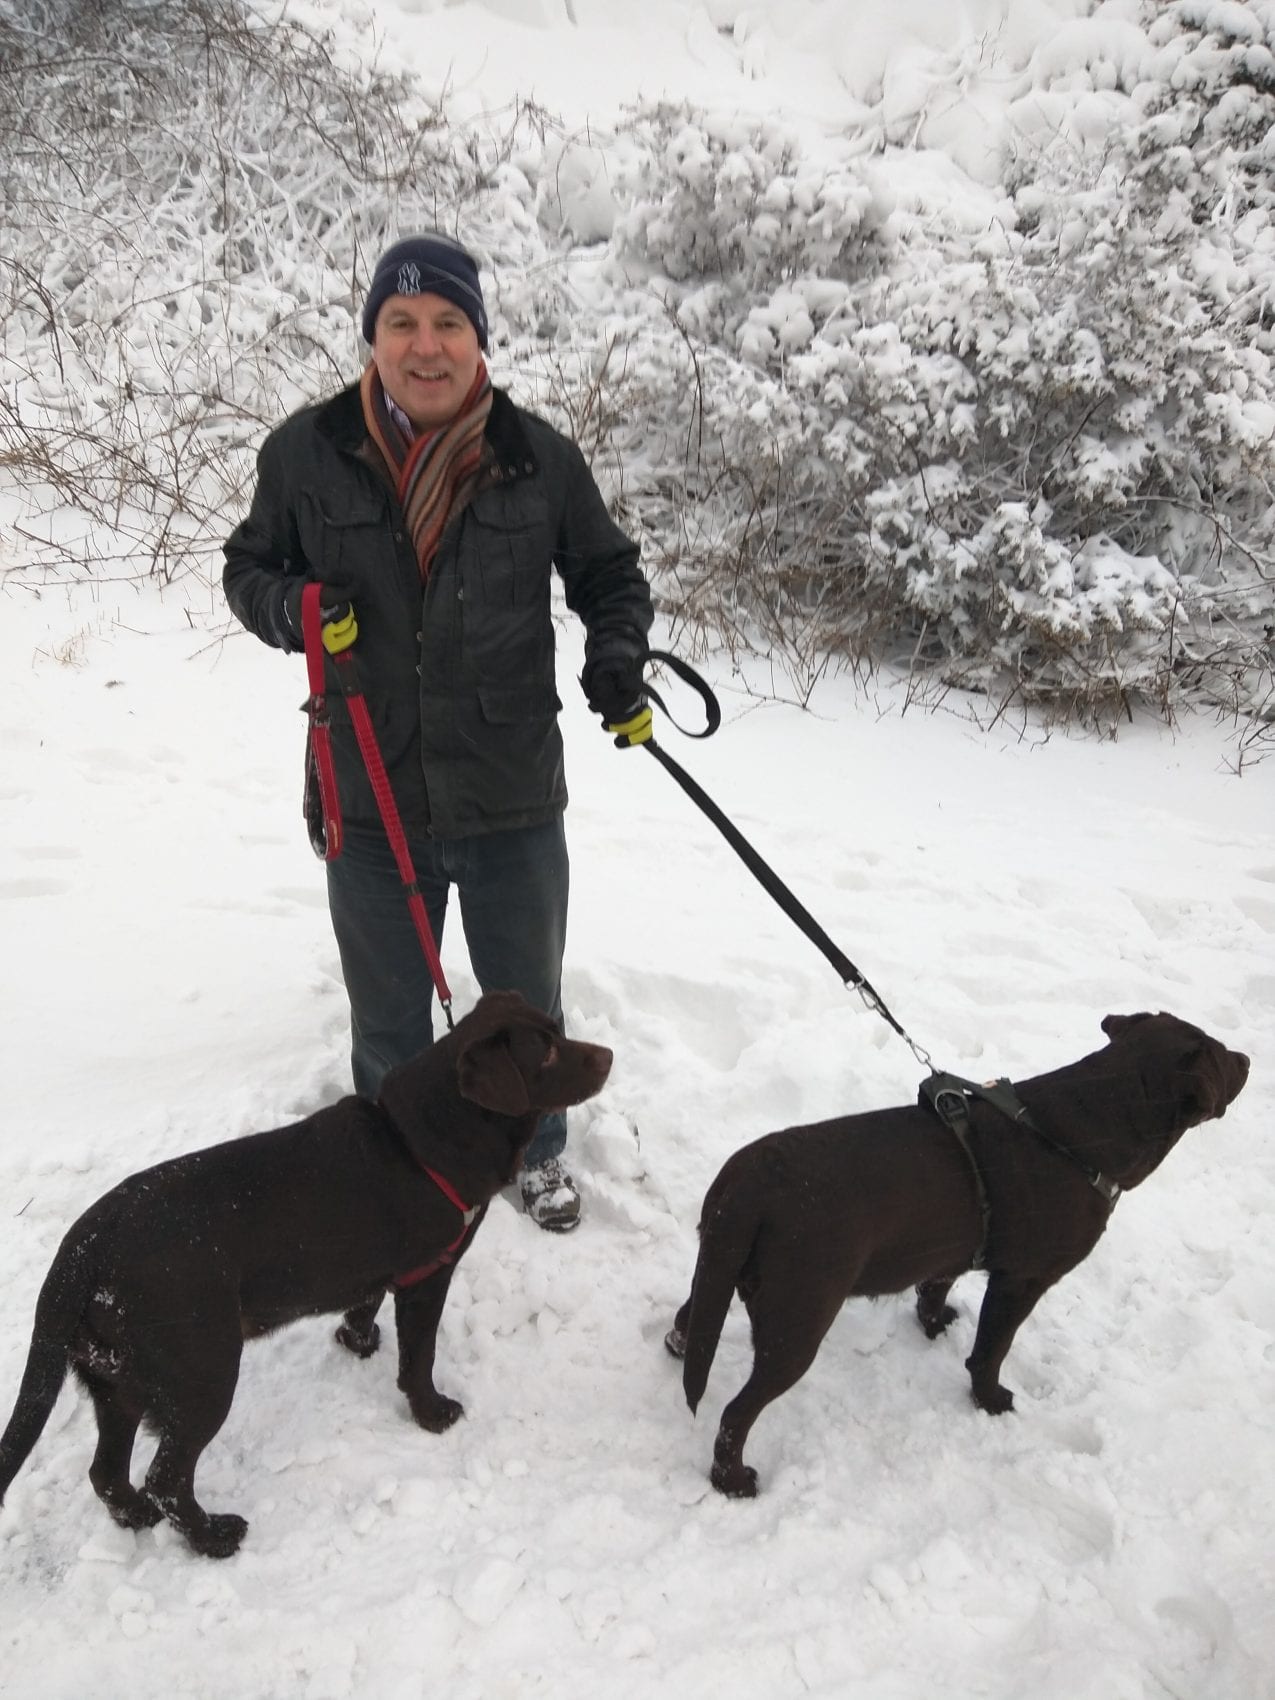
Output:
[223, 381, 653, 838]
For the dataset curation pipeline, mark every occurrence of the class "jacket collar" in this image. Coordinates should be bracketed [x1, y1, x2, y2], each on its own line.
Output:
[314, 379, 538, 480]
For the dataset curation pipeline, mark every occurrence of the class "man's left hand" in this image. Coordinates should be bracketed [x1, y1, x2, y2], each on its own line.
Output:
[319, 586, 358, 655]
[582, 654, 650, 746]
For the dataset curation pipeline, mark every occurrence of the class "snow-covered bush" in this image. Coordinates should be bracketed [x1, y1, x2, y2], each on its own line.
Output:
[597, 20, 1274, 724]
[0, 0, 553, 581]
[0, 0, 1269, 734]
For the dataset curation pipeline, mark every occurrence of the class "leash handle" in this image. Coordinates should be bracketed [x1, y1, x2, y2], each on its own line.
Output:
[643, 649, 721, 739]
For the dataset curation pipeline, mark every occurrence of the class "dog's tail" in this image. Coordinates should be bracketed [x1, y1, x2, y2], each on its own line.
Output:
[0, 1226, 97, 1504]
[681, 1168, 761, 1416]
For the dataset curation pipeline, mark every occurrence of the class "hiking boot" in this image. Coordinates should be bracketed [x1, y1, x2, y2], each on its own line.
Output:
[519, 1157, 581, 1233]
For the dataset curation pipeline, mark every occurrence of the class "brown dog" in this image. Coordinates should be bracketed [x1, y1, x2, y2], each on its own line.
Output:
[665, 1011, 1249, 1497]
[0, 992, 611, 1556]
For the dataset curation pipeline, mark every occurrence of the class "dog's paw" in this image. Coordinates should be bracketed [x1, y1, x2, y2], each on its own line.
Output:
[919, 1304, 958, 1340]
[915, 1281, 958, 1339]
[105, 1492, 164, 1531]
[335, 1320, 381, 1359]
[710, 1461, 759, 1499]
[189, 1513, 249, 1560]
[411, 1395, 464, 1433]
[969, 1376, 1016, 1416]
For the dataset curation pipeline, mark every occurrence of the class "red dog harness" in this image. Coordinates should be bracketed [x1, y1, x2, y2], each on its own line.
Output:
[393, 1162, 479, 1290]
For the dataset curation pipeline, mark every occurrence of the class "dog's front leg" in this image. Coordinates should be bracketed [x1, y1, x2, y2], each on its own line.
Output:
[965, 1272, 1050, 1414]
[394, 1271, 463, 1432]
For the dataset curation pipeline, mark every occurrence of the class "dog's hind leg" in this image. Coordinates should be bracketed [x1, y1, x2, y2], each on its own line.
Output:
[711, 1285, 843, 1497]
[965, 1272, 1051, 1414]
[336, 1289, 385, 1359]
[143, 1425, 247, 1559]
[139, 1323, 247, 1559]
[82, 1377, 160, 1531]
[915, 1278, 959, 1340]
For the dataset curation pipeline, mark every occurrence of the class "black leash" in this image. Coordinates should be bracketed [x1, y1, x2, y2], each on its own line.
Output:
[637, 654, 1121, 1264]
[640, 650, 933, 1068]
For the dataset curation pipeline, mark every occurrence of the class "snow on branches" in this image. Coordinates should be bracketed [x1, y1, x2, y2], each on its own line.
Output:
[0, 0, 1270, 727]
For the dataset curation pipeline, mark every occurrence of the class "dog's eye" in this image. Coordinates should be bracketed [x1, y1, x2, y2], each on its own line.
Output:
[541, 1042, 559, 1069]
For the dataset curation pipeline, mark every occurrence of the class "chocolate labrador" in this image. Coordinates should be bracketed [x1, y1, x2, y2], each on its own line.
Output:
[0, 992, 611, 1556]
[665, 1012, 1249, 1496]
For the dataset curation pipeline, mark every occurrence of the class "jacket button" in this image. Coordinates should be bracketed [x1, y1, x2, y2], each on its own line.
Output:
[524, 460, 534, 473]
[415, 631, 422, 642]
[415, 664, 422, 675]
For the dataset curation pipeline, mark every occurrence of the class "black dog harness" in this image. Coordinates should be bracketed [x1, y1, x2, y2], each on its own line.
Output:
[919, 1072, 1121, 1270]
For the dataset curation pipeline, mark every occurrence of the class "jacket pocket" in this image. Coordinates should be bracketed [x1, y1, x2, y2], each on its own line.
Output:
[460, 487, 551, 611]
[477, 683, 562, 724]
[456, 684, 566, 825]
[303, 491, 390, 584]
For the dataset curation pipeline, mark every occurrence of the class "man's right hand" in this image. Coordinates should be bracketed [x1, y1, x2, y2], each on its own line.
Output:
[319, 589, 358, 655]
[281, 580, 358, 654]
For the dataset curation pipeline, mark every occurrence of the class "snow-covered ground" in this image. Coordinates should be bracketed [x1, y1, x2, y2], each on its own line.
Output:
[4, 573, 1272, 1699]
[2, 2, 1273, 1697]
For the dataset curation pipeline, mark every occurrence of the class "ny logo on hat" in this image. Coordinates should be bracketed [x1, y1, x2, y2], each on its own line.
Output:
[396, 262, 422, 296]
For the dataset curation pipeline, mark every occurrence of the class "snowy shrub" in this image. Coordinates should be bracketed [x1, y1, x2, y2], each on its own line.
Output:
[609, 104, 877, 299]
[0, 0, 555, 581]
[0, 0, 1269, 736]
[594, 42, 1274, 725]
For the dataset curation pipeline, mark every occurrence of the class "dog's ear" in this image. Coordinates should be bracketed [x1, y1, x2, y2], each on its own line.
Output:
[1101, 1012, 1155, 1041]
[457, 1031, 533, 1116]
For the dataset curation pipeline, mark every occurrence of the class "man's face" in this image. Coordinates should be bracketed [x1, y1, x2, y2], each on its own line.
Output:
[371, 292, 482, 430]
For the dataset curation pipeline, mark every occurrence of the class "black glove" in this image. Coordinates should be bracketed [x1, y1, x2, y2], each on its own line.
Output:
[320, 584, 356, 618]
[582, 655, 646, 723]
[581, 654, 652, 748]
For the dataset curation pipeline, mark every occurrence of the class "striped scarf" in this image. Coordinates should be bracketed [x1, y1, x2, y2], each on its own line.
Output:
[360, 358, 493, 582]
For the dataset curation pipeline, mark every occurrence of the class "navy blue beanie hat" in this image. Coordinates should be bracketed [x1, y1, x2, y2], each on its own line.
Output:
[361, 233, 489, 349]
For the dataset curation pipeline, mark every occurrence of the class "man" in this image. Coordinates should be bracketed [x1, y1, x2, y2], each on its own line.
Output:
[223, 232, 653, 1232]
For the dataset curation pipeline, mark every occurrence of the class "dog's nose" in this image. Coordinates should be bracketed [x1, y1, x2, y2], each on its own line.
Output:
[594, 1045, 614, 1077]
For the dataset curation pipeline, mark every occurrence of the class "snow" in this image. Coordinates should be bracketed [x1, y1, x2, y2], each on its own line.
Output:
[2, 2, 1274, 1698]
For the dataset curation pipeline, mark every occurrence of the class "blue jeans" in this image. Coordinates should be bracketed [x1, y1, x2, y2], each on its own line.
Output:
[326, 817, 570, 1169]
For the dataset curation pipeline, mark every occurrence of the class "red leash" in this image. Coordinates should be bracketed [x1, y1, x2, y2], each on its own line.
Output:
[300, 582, 454, 1027]
[301, 601, 344, 861]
